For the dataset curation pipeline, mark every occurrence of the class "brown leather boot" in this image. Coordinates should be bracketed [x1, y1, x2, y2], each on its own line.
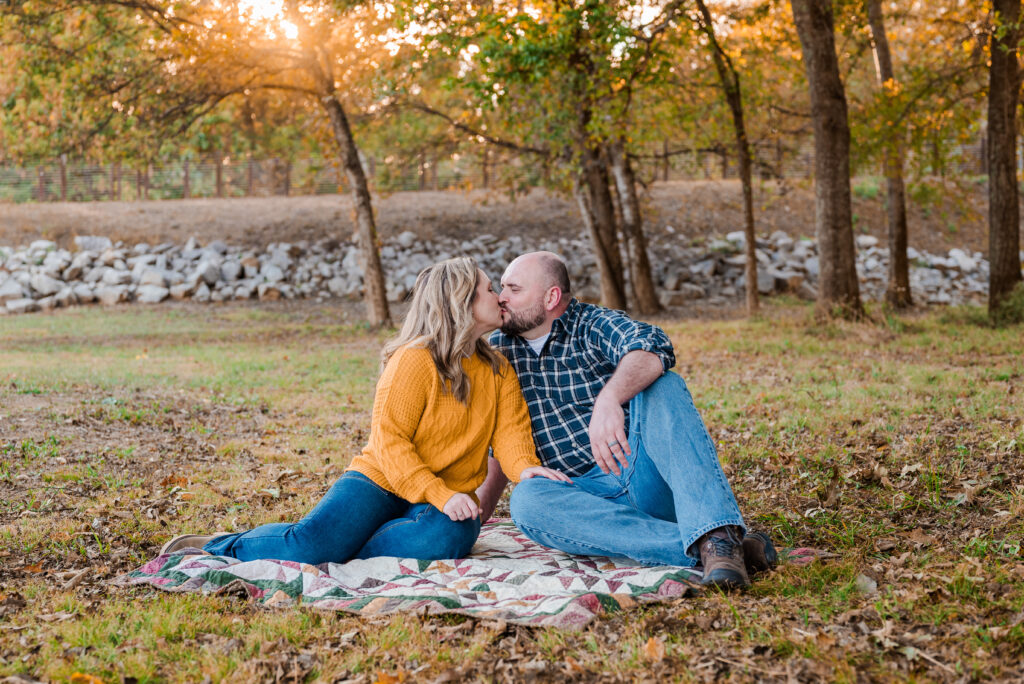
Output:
[698, 526, 750, 590]
[742, 531, 778, 575]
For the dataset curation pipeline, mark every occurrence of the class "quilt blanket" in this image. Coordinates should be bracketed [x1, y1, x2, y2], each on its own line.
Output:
[116, 520, 810, 629]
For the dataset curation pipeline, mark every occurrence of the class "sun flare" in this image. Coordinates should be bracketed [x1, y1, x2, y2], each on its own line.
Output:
[238, 0, 299, 40]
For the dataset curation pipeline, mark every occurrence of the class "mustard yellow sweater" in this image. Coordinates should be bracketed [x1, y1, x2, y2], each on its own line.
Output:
[347, 344, 539, 511]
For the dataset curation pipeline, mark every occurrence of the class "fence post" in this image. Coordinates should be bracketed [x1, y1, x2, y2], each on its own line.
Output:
[37, 165, 46, 202]
[59, 154, 68, 200]
[662, 140, 670, 181]
[183, 159, 190, 199]
[284, 159, 291, 196]
[216, 155, 224, 198]
[247, 157, 254, 196]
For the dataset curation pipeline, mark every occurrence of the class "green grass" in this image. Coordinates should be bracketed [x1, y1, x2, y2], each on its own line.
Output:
[1, 301, 1022, 681]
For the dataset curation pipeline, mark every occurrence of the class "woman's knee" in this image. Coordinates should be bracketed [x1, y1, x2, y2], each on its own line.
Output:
[435, 520, 480, 559]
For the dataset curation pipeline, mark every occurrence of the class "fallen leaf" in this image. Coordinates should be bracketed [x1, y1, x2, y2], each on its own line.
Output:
[69, 674, 105, 684]
[875, 539, 897, 552]
[642, 636, 666, 662]
[374, 670, 405, 684]
[160, 474, 189, 487]
[564, 655, 585, 672]
[900, 463, 923, 478]
[904, 528, 936, 548]
[38, 611, 77, 623]
[854, 573, 878, 595]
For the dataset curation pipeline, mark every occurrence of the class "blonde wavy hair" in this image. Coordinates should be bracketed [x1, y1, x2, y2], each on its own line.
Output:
[381, 256, 504, 404]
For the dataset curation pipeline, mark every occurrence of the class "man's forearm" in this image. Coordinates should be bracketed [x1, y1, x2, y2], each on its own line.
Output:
[596, 350, 665, 407]
[475, 456, 509, 522]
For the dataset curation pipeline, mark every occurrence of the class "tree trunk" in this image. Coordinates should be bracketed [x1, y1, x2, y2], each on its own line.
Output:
[579, 144, 627, 309]
[791, 0, 863, 318]
[695, 0, 759, 315]
[574, 176, 626, 309]
[607, 143, 661, 314]
[866, 0, 912, 308]
[606, 164, 633, 305]
[988, 0, 1024, 316]
[323, 94, 392, 327]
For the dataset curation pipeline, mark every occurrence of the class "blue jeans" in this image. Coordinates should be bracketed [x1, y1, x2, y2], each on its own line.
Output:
[509, 372, 745, 567]
[203, 471, 481, 564]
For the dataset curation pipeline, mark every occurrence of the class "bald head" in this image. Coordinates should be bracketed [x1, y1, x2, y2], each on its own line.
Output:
[506, 251, 571, 297]
[498, 251, 572, 338]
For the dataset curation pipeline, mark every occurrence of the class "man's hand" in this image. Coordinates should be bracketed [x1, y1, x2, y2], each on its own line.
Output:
[589, 394, 631, 475]
[519, 466, 573, 483]
[442, 493, 481, 521]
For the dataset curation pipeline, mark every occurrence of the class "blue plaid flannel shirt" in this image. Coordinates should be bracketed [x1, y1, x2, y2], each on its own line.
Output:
[490, 298, 676, 477]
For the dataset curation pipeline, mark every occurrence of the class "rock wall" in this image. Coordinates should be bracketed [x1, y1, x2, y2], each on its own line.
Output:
[1, 230, 1015, 315]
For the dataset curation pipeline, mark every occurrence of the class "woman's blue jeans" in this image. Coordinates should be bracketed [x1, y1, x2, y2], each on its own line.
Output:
[203, 471, 481, 564]
[509, 371, 745, 567]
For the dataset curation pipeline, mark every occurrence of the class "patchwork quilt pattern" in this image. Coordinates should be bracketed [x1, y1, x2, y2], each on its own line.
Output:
[116, 520, 706, 628]
[116, 520, 818, 628]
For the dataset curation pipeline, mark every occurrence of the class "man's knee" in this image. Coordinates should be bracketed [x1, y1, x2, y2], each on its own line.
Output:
[509, 477, 556, 526]
[643, 370, 687, 401]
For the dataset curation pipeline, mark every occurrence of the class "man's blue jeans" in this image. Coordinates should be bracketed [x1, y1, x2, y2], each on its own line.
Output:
[203, 471, 481, 564]
[509, 371, 745, 567]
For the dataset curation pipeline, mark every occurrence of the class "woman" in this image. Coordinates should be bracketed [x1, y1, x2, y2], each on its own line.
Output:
[160, 257, 568, 564]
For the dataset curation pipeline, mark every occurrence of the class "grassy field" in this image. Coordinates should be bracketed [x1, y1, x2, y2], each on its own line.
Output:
[1, 301, 1022, 682]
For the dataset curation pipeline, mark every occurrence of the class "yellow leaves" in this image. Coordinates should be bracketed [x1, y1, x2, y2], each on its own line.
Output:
[881, 77, 902, 96]
[70, 675, 105, 684]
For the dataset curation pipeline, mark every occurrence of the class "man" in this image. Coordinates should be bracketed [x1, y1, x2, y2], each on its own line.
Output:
[478, 251, 774, 590]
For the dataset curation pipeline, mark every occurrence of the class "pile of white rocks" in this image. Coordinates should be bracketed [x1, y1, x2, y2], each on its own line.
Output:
[652, 231, 1002, 307]
[0, 230, 1012, 315]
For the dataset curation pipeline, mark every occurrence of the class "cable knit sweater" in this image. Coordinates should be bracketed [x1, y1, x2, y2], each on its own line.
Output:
[347, 344, 539, 511]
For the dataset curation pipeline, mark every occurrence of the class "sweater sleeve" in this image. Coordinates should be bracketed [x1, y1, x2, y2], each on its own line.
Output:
[368, 347, 459, 511]
[491, 361, 541, 482]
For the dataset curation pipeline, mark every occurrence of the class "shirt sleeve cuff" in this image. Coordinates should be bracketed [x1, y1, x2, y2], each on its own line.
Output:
[621, 339, 674, 370]
[497, 450, 542, 483]
[423, 479, 459, 513]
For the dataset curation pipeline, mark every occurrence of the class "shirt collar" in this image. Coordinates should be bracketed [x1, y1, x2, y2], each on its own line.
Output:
[550, 298, 582, 337]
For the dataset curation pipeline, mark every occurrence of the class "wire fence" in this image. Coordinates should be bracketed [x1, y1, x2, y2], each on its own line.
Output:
[0, 138, 991, 204]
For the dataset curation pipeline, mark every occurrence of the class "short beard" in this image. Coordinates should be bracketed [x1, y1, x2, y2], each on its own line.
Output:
[500, 304, 546, 336]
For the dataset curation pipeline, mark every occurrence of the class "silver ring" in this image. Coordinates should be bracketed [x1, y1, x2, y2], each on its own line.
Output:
[607, 440, 618, 447]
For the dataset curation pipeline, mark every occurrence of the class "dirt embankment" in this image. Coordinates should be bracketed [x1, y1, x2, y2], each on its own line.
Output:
[0, 179, 988, 256]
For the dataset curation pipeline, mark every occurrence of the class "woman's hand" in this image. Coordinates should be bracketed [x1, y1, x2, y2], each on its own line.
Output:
[519, 466, 572, 483]
[442, 493, 481, 521]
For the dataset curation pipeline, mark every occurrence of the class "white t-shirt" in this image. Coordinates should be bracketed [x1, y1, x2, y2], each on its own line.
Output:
[525, 332, 550, 355]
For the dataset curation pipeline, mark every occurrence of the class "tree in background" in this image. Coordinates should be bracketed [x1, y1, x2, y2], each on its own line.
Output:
[0, 3, 228, 162]
[790, 0, 863, 319]
[398, 0, 671, 313]
[987, 0, 1023, 320]
[692, 0, 760, 315]
[2, 0, 394, 326]
[865, 0, 911, 308]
